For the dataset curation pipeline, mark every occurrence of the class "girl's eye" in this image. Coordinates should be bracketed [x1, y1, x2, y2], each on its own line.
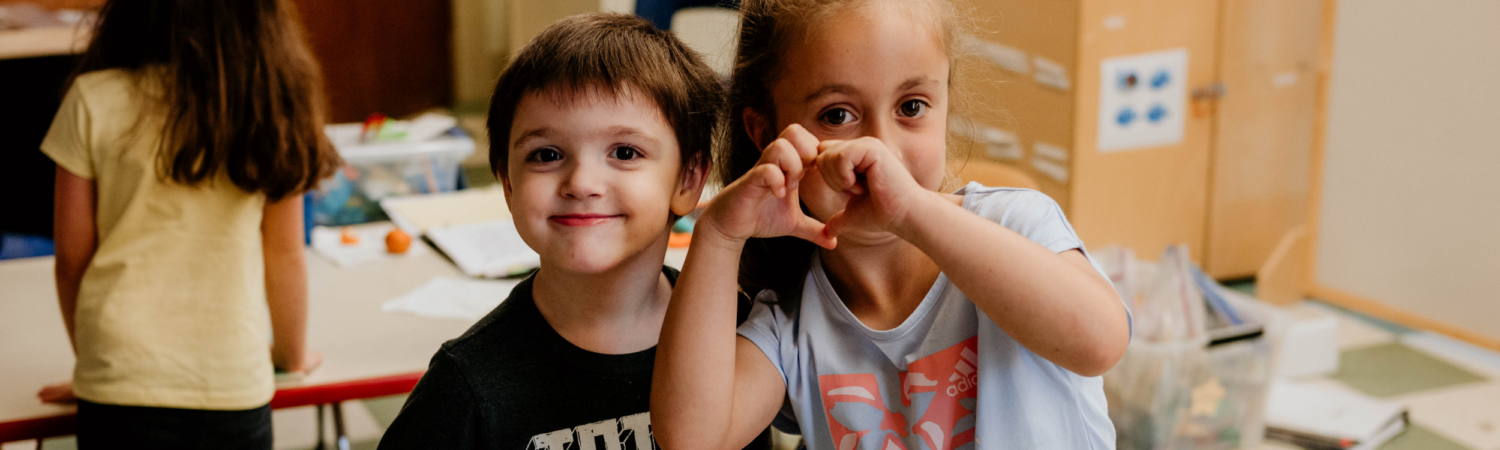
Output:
[899, 99, 928, 118]
[610, 145, 641, 160]
[528, 148, 562, 163]
[821, 108, 853, 126]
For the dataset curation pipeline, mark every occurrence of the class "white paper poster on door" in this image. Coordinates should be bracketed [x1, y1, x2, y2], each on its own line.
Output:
[1097, 48, 1188, 152]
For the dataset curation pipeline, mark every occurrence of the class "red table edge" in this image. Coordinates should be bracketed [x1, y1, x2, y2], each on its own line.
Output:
[0, 371, 425, 443]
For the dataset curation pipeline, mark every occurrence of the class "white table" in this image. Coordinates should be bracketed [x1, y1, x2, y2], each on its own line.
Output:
[0, 236, 688, 444]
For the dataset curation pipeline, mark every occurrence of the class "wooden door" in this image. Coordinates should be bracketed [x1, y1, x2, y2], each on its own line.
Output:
[292, 0, 454, 123]
[1069, 0, 1221, 262]
[1202, 0, 1324, 279]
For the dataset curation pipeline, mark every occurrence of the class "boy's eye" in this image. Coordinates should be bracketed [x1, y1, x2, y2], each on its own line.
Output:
[821, 108, 853, 126]
[899, 100, 928, 118]
[527, 148, 562, 163]
[610, 145, 641, 161]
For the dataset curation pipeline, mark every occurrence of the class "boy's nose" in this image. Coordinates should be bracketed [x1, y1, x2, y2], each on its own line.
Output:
[560, 160, 606, 199]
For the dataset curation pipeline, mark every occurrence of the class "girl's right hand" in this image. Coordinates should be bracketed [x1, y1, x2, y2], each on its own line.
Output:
[698, 125, 836, 249]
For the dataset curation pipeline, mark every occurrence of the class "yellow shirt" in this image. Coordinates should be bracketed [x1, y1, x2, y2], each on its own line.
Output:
[41, 69, 274, 410]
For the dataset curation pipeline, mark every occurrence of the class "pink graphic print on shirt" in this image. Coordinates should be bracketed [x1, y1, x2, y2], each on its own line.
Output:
[818, 336, 980, 450]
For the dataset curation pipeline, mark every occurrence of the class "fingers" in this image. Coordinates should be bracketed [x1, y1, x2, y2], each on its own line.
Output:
[37, 381, 76, 404]
[758, 139, 805, 191]
[746, 163, 789, 198]
[788, 213, 837, 249]
[823, 209, 850, 240]
[815, 140, 878, 195]
[777, 124, 820, 165]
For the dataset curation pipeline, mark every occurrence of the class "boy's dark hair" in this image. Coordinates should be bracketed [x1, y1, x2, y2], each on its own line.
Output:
[75, 0, 341, 201]
[487, 13, 723, 180]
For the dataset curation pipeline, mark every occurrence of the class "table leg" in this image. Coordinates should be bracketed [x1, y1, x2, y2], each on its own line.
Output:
[331, 402, 350, 450]
[315, 404, 326, 450]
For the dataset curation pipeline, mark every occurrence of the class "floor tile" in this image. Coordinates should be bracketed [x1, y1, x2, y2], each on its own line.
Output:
[1380, 423, 1474, 450]
[273, 401, 383, 450]
[1399, 382, 1500, 450]
[360, 394, 408, 429]
[1332, 343, 1487, 398]
[1403, 332, 1500, 379]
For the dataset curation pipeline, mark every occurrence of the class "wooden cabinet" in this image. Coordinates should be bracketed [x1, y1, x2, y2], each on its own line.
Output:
[956, 0, 1322, 277]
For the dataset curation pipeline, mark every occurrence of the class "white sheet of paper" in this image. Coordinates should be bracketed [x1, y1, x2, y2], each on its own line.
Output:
[1265, 379, 1407, 442]
[381, 276, 522, 321]
[425, 220, 541, 278]
[311, 224, 429, 268]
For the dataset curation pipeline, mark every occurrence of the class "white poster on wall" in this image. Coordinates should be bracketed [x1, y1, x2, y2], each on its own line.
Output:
[1097, 48, 1188, 152]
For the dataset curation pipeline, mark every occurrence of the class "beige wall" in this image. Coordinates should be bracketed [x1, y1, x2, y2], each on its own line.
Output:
[451, 0, 510, 110]
[1317, 0, 1500, 338]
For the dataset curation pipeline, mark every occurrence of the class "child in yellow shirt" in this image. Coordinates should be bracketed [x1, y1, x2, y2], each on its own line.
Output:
[39, 0, 339, 447]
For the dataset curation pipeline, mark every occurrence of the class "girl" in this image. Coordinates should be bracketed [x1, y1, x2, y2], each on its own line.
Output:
[652, 0, 1132, 448]
[38, 0, 338, 447]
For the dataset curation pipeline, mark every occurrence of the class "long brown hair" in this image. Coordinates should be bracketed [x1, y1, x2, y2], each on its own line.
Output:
[72, 0, 340, 201]
[723, 0, 969, 309]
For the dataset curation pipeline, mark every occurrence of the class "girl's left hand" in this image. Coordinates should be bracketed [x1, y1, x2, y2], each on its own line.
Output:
[814, 137, 932, 238]
[37, 381, 76, 404]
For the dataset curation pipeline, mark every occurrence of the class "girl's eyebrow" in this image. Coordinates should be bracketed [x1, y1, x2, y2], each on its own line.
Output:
[898, 76, 940, 92]
[804, 84, 858, 103]
[803, 76, 940, 104]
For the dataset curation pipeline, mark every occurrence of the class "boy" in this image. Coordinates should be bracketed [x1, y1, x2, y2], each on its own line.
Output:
[378, 13, 763, 449]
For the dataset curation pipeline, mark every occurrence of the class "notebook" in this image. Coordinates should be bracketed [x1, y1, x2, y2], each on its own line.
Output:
[1264, 380, 1409, 450]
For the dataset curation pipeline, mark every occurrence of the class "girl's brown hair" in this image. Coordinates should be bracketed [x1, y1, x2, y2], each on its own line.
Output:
[722, 0, 969, 308]
[73, 0, 341, 201]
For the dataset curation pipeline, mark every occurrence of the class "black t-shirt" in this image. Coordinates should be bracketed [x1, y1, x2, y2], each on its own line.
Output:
[378, 266, 768, 449]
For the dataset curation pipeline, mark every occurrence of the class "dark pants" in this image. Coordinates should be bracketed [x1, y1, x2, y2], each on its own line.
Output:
[76, 400, 272, 450]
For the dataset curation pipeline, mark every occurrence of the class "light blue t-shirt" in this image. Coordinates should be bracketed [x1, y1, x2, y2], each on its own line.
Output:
[737, 183, 1129, 450]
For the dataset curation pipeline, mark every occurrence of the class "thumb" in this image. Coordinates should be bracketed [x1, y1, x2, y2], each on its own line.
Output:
[822, 209, 851, 241]
[789, 213, 836, 249]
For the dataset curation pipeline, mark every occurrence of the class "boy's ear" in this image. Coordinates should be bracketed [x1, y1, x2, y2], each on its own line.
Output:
[498, 171, 514, 207]
[743, 107, 770, 149]
[670, 160, 709, 217]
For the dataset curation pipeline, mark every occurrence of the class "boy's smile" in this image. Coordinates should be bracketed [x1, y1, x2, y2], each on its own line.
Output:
[502, 85, 703, 275]
[550, 213, 624, 227]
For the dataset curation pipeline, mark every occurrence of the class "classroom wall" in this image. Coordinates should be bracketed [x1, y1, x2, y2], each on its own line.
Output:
[1316, 0, 1500, 339]
[451, 0, 510, 110]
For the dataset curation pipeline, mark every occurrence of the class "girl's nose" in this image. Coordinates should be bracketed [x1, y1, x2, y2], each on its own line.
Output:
[865, 114, 894, 144]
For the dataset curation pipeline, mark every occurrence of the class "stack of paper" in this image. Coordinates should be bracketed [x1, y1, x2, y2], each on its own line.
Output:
[1264, 380, 1408, 450]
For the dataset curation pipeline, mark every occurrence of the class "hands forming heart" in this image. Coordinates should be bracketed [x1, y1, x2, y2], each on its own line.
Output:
[697, 124, 928, 249]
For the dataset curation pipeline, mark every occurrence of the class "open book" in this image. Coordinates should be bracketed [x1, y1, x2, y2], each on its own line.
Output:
[381, 188, 539, 278]
[1264, 380, 1408, 450]
[424, 220, 539, 278]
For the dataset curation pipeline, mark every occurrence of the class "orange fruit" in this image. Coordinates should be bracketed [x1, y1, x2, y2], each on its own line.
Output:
[386, 229, 413, 254]
[340, 227, 359, 245]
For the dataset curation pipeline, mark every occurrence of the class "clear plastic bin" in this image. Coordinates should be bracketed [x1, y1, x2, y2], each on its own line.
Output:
[1101, 249, 1288, 450]
[312, 123, 475, 226]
